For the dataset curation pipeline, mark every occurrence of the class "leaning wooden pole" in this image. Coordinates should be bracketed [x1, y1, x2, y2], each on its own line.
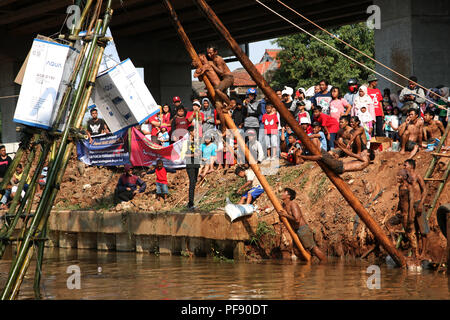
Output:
[193, 0, 406, 267]
[163, 0, 311, 261]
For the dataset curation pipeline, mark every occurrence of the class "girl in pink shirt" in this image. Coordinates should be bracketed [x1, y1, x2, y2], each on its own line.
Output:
[329, 87, 351, 122]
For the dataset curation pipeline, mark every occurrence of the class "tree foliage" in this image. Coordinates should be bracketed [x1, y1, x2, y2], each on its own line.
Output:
[271, 22, 375, 92]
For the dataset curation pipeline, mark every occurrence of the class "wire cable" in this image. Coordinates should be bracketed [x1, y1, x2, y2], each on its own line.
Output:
[254, 0, 441, 107]
[276, 0, 447, 102]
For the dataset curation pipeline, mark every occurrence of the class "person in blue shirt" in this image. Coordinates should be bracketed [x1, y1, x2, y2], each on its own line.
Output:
[199, 134, 217, 179]
[308, 122, 328, 151]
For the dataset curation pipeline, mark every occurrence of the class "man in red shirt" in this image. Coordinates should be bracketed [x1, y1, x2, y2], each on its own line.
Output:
[262, 103, 279, 160]
[186, 100, 205, 137]
[313, 106, 339, 150]
[366, 74, 384, 137]
[147, 159, 176, 202]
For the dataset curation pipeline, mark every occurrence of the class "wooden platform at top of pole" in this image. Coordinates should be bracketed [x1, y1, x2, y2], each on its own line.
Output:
[162, 0, 312, 261]
[192, 0, 406, 267]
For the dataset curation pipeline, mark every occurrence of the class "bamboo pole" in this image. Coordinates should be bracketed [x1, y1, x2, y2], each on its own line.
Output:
[0, 147, 24, 191]
[0, 18, 107, 299]
[193, 0, 406, 267]
[163, 0, 311, 261]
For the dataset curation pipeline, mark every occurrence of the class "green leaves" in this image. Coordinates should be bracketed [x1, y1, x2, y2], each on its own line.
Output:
[271, 23, 375, 91]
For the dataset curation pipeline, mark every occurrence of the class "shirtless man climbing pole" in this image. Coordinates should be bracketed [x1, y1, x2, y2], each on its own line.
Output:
[206, 45, 234, 106]
[387, 169, 419, 257]
[399, 108, 423, 159]
[422, 109, 445, 147]
[404, 159, 429, 258]
[279, 188, 327, 262]
[193, 53, 221, 88]
[299, 140, 375, 175]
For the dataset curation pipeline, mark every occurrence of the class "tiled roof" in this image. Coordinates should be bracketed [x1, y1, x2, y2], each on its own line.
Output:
[232, 68, 256, 86]
[265, 49, 281, 60]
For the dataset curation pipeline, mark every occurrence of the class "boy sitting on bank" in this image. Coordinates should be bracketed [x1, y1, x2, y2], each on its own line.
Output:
[235, 166, 265, 205]
[147, 159, 176, 202]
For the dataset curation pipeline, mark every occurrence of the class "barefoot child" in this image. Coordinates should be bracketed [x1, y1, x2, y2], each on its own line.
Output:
[147, 159, 176, 202]
[261, 103, 279, 160]
[199, 135, 217, 179]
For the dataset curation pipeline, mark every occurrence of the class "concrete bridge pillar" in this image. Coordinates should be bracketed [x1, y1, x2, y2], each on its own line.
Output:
[374, 0, 450, 92]
[0, 57, 20, 143]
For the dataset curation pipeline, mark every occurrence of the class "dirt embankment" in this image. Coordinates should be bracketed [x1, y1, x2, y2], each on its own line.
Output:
[56, 150, 449, 263]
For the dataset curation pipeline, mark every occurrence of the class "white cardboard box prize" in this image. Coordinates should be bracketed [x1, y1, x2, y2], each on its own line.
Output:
[13, 38, 79, 130]
[91, 58, 159, 133]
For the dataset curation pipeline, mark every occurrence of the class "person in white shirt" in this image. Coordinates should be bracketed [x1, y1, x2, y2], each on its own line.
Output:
[235, 166, 264, 205]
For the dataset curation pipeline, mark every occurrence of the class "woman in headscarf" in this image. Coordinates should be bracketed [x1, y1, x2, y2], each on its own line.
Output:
[437, 87, 449, 127]
[352, 85, 375, 121]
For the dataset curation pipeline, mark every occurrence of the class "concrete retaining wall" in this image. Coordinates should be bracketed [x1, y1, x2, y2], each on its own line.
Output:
[27, 211, 258, 259]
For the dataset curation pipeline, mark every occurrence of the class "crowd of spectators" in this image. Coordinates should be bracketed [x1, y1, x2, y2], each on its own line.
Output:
[125, 74, 448, 170]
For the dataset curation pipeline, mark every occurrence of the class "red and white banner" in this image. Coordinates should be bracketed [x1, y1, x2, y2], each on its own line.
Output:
[130, 128, 186, 168]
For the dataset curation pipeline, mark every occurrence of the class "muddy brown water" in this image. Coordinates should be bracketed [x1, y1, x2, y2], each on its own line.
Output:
[0, 248, 448, 300]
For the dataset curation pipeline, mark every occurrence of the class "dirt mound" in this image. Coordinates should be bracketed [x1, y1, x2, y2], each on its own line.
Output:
[55, 149, 449, 262]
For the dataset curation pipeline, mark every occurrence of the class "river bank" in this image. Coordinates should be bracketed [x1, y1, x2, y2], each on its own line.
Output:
[44, 150, 449, 264]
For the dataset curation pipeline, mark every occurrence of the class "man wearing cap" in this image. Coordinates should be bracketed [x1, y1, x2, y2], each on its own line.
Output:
[399, 76, 426, 111]
[367, 74, 385, 137]
[170, 96, 183, 118]
[344, 79, 359, 108]
[281, 86, 295, 127]
[114, 165, 147, 205]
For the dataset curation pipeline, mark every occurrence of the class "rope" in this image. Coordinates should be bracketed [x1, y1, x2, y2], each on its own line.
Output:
[0, 95, 19, 100]
[276, 0, 448, 102]
[254, 0, 442, 108]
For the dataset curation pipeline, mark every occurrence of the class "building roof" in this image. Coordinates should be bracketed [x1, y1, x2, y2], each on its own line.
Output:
[232, 68, 256, 87]
[264, 49, 282, 61]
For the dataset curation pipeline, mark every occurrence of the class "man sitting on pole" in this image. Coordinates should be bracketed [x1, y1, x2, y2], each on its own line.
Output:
[205, 45, 234, 106]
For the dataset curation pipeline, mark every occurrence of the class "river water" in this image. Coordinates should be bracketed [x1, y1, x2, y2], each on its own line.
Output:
[0, 248, 448, 300]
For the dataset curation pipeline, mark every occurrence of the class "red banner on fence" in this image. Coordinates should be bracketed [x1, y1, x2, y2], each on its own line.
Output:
[129, 127, 186, 168]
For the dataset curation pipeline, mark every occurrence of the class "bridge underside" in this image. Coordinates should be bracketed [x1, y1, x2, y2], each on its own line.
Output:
[0, 0, 448, 143]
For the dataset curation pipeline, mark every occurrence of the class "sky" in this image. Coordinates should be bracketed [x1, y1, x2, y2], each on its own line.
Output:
[191, 38, 280, 79]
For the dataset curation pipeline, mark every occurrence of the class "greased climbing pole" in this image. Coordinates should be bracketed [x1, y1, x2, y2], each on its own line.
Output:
[191, 0, 406, 267]
[0, 0, 113, 300]
[162, 0, 312, 262]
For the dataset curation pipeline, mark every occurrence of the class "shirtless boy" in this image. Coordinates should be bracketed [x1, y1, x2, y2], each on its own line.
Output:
[347, 116, 367, 154]
[299, 140, 375, 174]
[387, 169, 419, 257]
[399, 108, 423, 159]
[278, 188, 327, 262]
[193, 53, 221, 88]
[422, 109, 445, 147]
[336, 116, 353, 146]
[205, 46, 234, 104]
[404, 159, 429, 258]
[331, 116, 353, 158]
